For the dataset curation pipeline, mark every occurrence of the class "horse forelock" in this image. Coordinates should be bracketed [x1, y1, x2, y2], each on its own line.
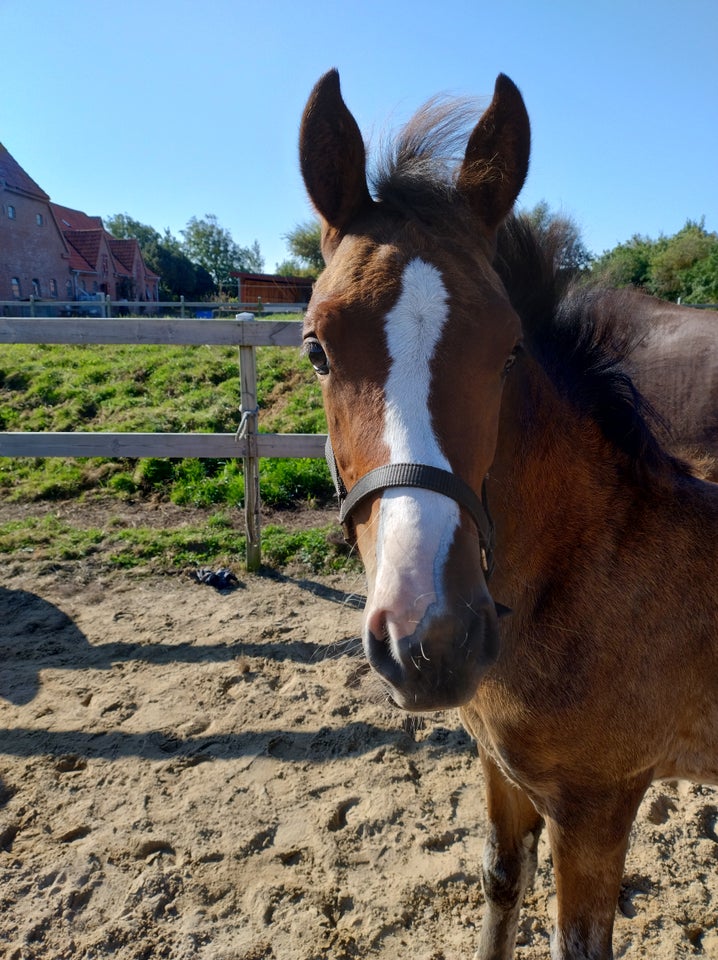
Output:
[370, 96, 487, 232]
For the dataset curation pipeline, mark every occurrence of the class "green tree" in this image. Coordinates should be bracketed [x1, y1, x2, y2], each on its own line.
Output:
[143, 232, 214, 300]
[181, 215, 264, 292]
[523, 201, 593, 274]
[106, 216, 215, 300]
[283, 220, 324, 276]
[591, 234, 657, 288]
[677, 245, 718, 304]
[105, 213, 161, 248]
[591, 218, 718, 302]
[648, 219, 716, 301]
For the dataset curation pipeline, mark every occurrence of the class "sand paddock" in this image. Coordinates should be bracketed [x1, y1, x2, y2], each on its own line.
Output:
[2, 554, 718, 959]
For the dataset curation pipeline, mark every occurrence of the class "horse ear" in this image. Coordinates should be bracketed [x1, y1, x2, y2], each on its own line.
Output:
[299, 69, 373, 256]
[457, 74, 530, 233]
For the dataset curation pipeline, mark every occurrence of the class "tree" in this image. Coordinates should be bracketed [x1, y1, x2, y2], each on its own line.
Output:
[648, 219, 716, 301]
[523, 201, 593, 274]
[238, 239, 265, 274]
[679, 246, 718, 303]
[283, 220, 324, 276]
[591, 235, 656, 288]
[105, 213, 161, 248]
[181, 214, 264, 292]
[143, 233, 214, 300]
[590, 218, 718, 303]
[106, 215, 215, 300]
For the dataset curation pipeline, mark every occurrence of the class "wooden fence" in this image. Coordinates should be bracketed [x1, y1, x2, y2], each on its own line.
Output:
[0, 298, 307, 319]
[0, 314, 327, 570]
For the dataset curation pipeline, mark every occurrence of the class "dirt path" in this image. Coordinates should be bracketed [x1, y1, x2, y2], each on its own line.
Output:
[1, 557, 718, 958]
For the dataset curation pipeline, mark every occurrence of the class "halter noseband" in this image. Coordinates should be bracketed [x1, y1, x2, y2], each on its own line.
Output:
[325, 437, 495, 578]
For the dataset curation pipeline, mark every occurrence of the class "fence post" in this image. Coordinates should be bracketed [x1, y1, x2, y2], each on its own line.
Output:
[237, 312, 261, 570]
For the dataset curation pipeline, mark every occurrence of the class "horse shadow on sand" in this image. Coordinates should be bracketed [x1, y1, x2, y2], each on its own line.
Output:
[0, 584, 473, 766]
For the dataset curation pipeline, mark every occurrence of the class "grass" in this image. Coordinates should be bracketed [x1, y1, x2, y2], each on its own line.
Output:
[0, 512, 356, 575]
[0, 335, 332, 508]
[0, 330, 358, 574]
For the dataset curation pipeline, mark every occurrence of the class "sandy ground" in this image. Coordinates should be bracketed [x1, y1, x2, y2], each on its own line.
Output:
[2, 548, 718, 958]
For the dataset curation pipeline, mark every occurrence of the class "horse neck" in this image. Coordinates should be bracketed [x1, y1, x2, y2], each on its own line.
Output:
[486, 354, 647, 600]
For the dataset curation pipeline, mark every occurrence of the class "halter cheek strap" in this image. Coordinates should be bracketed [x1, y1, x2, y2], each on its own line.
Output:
[325, 437, 495, 578]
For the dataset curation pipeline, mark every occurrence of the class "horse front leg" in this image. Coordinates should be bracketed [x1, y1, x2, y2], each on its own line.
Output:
[546, 778, 650, 960]
[475, 747, 544, 960]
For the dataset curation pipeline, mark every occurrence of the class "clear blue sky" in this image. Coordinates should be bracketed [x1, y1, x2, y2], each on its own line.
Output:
[2, 0, 716, 272]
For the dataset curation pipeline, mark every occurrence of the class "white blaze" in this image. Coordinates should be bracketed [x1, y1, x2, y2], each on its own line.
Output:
[373, 258, 459, 629]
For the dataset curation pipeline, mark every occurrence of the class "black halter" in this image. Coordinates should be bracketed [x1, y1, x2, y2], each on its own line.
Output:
[325, 437, 495, 578]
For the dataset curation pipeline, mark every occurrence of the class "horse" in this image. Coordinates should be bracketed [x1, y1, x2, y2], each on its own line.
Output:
[494, 212, 718, 480]
[299, 70, 718, 959]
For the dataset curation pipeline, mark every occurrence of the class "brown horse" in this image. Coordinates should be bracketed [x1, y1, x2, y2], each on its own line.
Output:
[494, 213, 718, 479]
[299, 70, 718, 959]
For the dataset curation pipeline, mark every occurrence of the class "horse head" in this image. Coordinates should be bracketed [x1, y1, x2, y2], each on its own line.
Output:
[299, 70, 529, 710]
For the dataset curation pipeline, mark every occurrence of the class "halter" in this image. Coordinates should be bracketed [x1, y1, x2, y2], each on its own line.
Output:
[325, 437, 495, 578]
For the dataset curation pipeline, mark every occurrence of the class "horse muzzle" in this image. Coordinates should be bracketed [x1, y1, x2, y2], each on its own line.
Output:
[363, 596, 500, 711]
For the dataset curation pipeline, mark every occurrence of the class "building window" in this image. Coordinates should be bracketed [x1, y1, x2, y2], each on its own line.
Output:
[11, 277, 21, 298]
[36, 213, 44, 226]
[8, 205, 16, 220]
[50, 279, 58, 298]
[66, 279, 73, 298]
[32, 278, 41, 297]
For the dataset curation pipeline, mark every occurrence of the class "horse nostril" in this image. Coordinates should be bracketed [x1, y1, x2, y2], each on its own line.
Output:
[366, 608, 389, 646]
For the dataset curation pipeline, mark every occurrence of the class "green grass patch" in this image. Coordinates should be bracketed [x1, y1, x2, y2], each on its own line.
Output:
[0, 514, 356, 575]
[0, 337, 330, 508]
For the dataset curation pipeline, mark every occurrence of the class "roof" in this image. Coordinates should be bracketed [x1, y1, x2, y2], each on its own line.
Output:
[2, 150, 160, 287]
[0, 143, 49, 200]
[63, 231, 103, 273]
[108, 237, 138, 271]
[50, 203, 104, 231]
[230, 271, 314, 286]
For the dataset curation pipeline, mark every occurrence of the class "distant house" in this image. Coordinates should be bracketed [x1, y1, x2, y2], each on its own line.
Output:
[52, 203, 159, 303]
[0, 142, 159, 309]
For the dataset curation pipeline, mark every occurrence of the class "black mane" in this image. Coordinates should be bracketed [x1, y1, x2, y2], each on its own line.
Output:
[495, 214, 685, 478]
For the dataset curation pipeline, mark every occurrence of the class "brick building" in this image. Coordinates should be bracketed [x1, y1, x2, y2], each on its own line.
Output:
[0, 142, 159, 308]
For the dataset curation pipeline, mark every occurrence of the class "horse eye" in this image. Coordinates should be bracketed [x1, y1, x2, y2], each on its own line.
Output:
[304, 338, 330, 376]
[502, 345, 522, 379]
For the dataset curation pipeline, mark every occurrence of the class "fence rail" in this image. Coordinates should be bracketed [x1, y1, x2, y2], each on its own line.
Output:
[0, 315, 327, 570]
[0, 298, 307, 319]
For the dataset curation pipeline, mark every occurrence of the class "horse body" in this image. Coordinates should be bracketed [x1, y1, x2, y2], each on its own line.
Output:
[300, 70, 718, 959]
[473, 354, 718, 785]
[623, 296, 718, 467]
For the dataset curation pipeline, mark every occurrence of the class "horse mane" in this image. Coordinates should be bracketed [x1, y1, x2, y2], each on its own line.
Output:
[371, 96, 484, 231]
[495, 214, 689, 480]
[371, 99, 689, 481]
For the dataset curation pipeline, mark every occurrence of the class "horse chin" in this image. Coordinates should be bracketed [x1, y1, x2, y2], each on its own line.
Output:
[363, 601, 500, 713]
